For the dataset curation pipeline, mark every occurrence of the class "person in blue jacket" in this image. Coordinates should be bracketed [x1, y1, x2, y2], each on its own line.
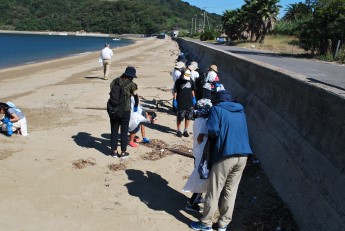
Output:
[190, 90, 253, 231]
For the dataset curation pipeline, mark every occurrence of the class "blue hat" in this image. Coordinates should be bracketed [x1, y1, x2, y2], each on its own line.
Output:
[123, 66, 137, 78]
[211, 90, 233, 103]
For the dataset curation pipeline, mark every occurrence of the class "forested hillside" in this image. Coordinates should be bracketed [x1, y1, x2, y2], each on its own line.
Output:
[0, 0, 221, 34]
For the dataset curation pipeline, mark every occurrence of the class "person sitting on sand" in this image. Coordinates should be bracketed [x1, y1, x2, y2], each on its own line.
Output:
[0, 102, 28, 136]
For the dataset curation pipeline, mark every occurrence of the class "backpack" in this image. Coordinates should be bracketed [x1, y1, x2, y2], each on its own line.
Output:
[195, 72, 207, 100]
[107, 78, 129, 119]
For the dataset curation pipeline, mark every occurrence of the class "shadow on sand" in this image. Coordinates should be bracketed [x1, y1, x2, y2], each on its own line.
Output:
[125, 169, 199, 226]
[71, 132, 111, 156]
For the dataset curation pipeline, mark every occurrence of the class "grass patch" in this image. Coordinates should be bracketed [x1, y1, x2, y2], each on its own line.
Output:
[231, 35, 306, 55]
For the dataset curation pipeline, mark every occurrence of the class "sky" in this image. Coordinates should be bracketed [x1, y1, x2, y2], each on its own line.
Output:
[182, 0, 300, 18]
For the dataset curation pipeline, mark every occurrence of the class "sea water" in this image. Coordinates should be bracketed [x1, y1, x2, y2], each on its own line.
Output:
[0, 33, 133, 69]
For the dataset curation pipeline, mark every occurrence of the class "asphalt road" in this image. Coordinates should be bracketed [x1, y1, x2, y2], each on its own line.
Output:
[198, 41, 345, 92]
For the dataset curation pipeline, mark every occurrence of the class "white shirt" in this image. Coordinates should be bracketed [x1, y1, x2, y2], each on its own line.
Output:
[172, 69, 182, 82]
[101, 47, 113, 60]
[190, 70, 199, 81]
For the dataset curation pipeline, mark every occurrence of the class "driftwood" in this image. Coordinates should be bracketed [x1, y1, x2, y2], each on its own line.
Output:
[74, 106, 157, 112]
[74, 107, 106, 110]
[166, 148, 194, 159]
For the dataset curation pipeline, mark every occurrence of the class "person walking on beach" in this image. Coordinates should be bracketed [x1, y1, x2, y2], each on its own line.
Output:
[173, 69, 196, 137]
[100, 42, 113, 80]
[108, 66, 138, 158]
[190, 90, 253, 231]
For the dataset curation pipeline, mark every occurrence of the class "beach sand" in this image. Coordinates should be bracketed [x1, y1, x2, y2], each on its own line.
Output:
[0, 37, 297, 231]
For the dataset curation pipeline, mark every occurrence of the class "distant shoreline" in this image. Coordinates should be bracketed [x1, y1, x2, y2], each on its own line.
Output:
[0, 30, 146, 39]
[0, 30, 111, 37]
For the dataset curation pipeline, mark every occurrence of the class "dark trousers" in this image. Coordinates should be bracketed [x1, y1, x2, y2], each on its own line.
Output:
[110, 110, 131, 152]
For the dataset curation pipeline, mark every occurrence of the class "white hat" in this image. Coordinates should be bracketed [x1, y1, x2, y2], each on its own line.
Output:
[188, 61, 198, 71]
[183, 69, 191, 80]
[174, 61, 185, 69]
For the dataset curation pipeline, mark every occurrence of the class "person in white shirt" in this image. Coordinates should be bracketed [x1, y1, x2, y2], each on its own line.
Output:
[188, 61, 200, 82]
[100, 42, 113, 80]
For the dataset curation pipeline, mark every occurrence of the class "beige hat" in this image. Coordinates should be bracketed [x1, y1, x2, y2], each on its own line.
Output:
[209, 64, 218, 72]
[174, 61, 185, 69]
[188, 61, 198, 71]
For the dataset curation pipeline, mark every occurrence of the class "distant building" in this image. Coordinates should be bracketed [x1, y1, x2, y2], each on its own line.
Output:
[171, 30, 179, 38]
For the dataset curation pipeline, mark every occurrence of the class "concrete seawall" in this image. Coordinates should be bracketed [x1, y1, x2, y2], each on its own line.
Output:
[177, 38, 345, 230]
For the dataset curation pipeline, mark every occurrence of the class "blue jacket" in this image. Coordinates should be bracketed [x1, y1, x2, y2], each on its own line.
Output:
[207, 101, 253, 164]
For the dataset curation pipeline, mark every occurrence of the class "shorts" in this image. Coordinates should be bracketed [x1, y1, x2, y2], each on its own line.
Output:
[129, 110, 147, 134]
[177, 108, 194, 121]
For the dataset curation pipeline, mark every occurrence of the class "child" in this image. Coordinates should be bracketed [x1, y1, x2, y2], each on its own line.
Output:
[182, 98, 212, 212]
[128, 96, 157, 147]
[173, 69, 196, 137]
[0, 102, 28, 136]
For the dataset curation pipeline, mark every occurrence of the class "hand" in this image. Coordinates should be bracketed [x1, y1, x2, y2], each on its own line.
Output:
[173, 99, 178, 109]
[197, 134, 205, 144]
[133, 106, 138, 112]
[192, 97, 196, 106]
[1, 117, 10, 123]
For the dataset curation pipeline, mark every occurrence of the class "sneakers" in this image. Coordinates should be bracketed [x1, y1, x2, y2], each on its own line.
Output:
[143, 137, 150, 143]
[129, 141, 139, 147]
[185, 204, 202, 213]
[176, 130, 182, 137]
[110, 150, 118, 158]
[183, 131, 189, 137]
[218, 226, 228, 231]
[117, 152, 129, 159]
[104, 77, 108, 80]
[110, 151, 129, 159]
[190, 221, 212, 231]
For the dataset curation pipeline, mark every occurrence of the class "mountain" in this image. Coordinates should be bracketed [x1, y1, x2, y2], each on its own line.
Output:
[0, 0, 221, 34]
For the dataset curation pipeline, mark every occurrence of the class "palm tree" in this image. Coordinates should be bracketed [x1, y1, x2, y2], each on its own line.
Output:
[283, 2, 312, 21]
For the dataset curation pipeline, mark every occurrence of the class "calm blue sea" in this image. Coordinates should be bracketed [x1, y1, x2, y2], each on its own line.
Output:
[0, 33, 133, 69]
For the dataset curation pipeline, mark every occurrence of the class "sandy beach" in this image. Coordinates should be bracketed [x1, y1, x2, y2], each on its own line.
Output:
[0, 37, 297, 231]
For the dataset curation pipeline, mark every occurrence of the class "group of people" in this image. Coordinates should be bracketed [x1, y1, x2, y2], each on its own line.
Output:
[171, 54, 224, 138]
[170, 54, 253, 231]
[1, 42, 253, 231]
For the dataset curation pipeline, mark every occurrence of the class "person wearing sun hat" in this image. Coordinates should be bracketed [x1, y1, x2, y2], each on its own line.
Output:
[198, 64, 220, 100]
[109, 66, 139, 159]
[173, 69, 196, 137]
[188, 61, 200, 82]
[190, 90, 253, 231]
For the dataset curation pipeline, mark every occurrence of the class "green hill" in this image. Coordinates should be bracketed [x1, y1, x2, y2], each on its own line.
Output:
[0, 0, 221, 34]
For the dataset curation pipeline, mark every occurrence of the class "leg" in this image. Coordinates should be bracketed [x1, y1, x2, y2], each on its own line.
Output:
[140, 124, 146, 138]
[110, 117, 120, 153]
[176, 110, 184, 137]
[176, 118, 182, 137]
[119, 111, 131, 153]
[218, 156, 247, 228]
[128, 126, 139, 147]
[103, 60, 111, 79]
[201, 157, 237, 227]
